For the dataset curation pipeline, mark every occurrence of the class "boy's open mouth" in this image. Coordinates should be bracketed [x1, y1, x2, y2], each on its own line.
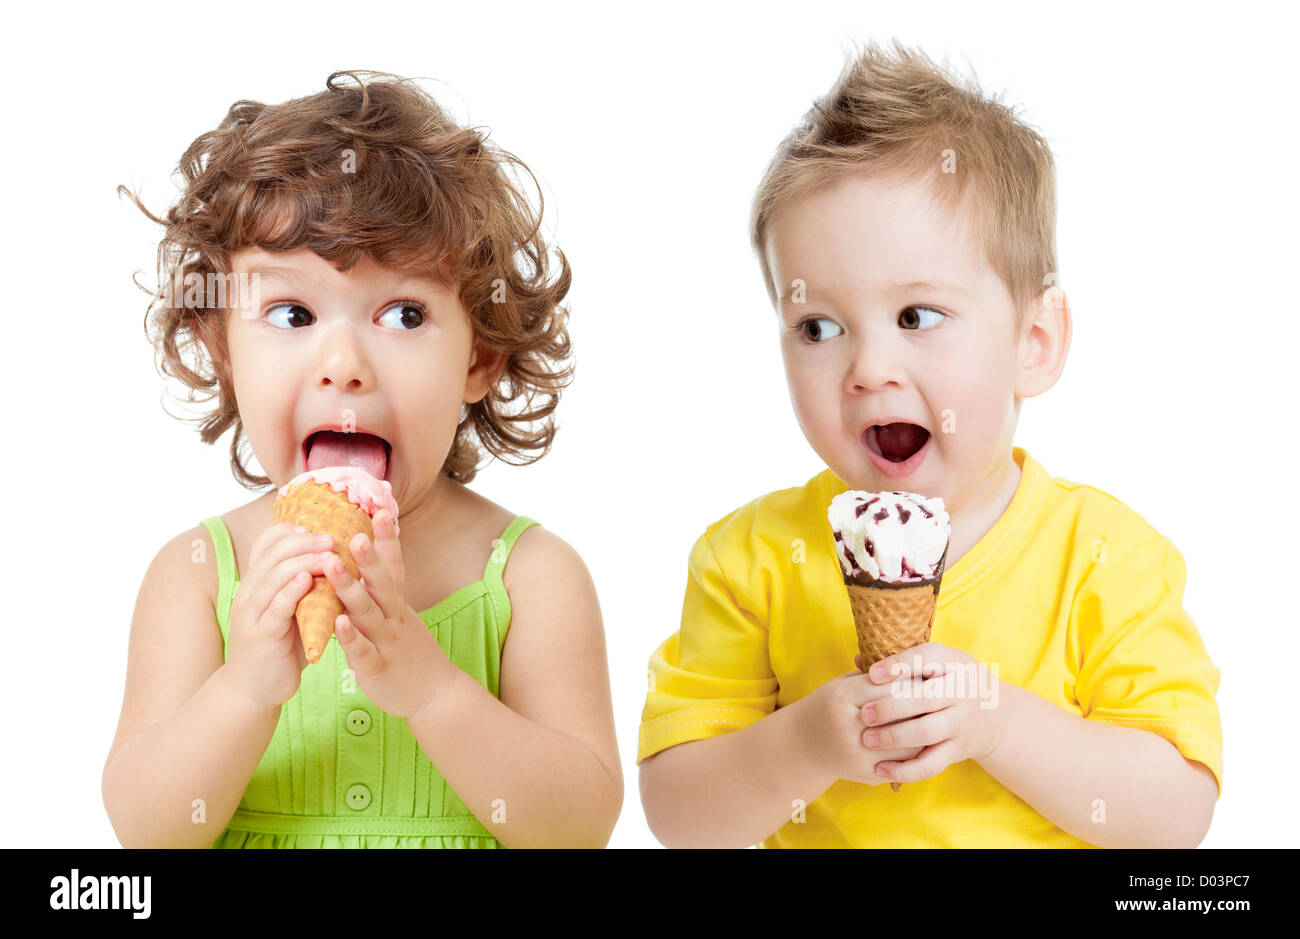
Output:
[303, 430, 391, 482]
[864, 422, 930, 463]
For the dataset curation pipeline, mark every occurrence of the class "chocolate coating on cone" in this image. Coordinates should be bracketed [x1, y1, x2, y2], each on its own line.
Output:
[273, 478, 374, 664]
[844, 543, 949, 668]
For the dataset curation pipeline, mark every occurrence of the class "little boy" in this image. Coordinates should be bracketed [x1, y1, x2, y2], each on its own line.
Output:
[637, 40, 1221, 848]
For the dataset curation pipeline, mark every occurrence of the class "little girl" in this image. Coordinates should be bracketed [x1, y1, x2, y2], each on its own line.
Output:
[101, 71, 621, 848]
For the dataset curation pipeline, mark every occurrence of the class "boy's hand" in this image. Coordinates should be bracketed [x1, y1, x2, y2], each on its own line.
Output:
[323, 510, 457, 719]
[797, 668, 926, 786]
[855, 642, 1006, 785]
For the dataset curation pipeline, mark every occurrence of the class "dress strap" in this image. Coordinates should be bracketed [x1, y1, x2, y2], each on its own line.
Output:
[483, 516, 539, 588]
[199, 517, 239, 644]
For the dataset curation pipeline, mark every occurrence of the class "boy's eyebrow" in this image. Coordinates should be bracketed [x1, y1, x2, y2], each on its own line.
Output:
[893, 279, 971, 298]
[778, 280, 971, 304]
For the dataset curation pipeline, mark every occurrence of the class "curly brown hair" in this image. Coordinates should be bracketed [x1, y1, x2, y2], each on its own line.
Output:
[122, 69, 573, 489]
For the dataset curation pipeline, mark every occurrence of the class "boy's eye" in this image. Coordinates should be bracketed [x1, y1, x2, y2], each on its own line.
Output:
[265, 303, 315, 329]
[801, 316, 844, 343]
[899, 306, 945, 330]
[377, 302, 427, 330]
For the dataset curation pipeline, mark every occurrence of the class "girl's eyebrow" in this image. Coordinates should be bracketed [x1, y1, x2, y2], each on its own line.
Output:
[244, 266, 301, 283]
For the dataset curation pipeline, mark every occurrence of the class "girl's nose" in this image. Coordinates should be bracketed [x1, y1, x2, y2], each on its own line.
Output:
[315, 325, 376, 391]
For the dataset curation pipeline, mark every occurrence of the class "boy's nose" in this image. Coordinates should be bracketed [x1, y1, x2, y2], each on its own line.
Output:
[845, 336, 906, 392]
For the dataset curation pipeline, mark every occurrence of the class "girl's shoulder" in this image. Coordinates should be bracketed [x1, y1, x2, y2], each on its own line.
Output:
[447, 482, 580, 594]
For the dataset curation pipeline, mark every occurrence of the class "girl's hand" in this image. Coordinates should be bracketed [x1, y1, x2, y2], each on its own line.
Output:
[796, 668, 925, 786]
[225, 522, 333, 710]
[855, 642, 1006, 784]
[324, 510, 454, 719]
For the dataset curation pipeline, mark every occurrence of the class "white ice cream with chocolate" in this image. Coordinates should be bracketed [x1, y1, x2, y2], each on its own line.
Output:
[828, 490, 949, 584]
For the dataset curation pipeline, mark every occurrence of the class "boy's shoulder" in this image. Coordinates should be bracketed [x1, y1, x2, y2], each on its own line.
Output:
[1034, 455, 1175, 563]
[694, 467, 835, 562]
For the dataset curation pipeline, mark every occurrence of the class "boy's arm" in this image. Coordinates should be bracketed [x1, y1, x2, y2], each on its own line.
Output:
[976, 681, 1218, 848]
[639, 697, 837, 849]
[404, 528, 622, 848]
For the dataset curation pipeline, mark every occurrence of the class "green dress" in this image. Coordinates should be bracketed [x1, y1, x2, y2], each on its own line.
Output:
[198, 513, 539, 848]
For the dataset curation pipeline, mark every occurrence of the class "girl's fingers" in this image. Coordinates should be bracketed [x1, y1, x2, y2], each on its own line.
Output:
[324, 553, 392, 642]
[350, 530, 401, 615]
[261, 570, 313, 639]
[371, 511, 405, 593]
[259, 531, 336, 575]
[250, 522, 313, 570]
[244, 550, 332, 627]
[334, 613, 378, 669]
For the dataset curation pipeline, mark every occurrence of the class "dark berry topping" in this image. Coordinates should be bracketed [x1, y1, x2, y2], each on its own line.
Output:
[897, 505, 912, 524]
[873, 508, 889, 522]
[918, 504, 933, 519]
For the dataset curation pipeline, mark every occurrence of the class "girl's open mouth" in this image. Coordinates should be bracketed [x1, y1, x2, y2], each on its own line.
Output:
[303, 431, 391, 482]
[863, 422, 930, 479]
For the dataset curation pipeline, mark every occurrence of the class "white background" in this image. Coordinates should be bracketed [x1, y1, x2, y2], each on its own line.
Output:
[3, 0, 1295, 849]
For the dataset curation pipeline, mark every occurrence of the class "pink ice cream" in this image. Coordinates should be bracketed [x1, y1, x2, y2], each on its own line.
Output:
[279, 466, 400, 535]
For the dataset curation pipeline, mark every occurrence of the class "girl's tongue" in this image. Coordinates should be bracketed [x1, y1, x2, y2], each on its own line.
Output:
[305, 431, 389, 480]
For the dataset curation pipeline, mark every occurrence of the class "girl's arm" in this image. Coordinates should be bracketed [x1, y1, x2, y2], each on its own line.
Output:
[976, 681, 1218, 848]
[405, 528, 622, 848]
[102, 528, 278, 849]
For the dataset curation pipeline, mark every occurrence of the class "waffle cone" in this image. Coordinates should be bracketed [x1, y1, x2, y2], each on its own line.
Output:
[843, 544, 949, 793]
[273, 478, 374, 664]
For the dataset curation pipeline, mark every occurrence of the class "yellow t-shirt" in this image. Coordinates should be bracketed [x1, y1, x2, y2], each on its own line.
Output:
[638, 447, 1222, 848]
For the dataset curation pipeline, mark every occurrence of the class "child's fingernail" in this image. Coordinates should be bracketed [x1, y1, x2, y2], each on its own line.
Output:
[863, 706, 876, 724]
[866, 734, 879, 748]
[869, 664, 885, 681]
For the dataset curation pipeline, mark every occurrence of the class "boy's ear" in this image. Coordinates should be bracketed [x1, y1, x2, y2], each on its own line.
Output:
[464, 340, 509, 405]
[1015, 287, 1072, 400]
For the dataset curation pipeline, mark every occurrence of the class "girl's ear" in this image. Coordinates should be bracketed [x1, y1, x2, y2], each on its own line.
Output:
[197, 312, 232, 384]
[464, 340, 508, 405]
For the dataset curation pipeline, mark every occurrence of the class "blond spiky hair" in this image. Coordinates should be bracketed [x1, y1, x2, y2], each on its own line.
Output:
[750, 38, 1058, 323]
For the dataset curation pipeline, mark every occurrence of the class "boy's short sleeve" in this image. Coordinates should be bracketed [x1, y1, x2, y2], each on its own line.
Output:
[637, 530, 779, 763]
[1070, 534, 1223, 796]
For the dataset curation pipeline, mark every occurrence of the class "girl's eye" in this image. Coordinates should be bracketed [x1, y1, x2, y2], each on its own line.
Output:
[801, 316, 844, 343]
[378, 302, 427, 330]
[899, 306, 945, 330]
[265, 303, 315, 329]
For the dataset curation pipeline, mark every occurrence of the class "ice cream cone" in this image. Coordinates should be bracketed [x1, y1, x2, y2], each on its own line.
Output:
[846, 577, 940, 668]
[273, 478, 374, 664]
[844, 544, 948, 793]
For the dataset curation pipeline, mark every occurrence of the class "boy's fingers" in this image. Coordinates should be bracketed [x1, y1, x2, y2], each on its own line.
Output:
[877, 739, 962, 784]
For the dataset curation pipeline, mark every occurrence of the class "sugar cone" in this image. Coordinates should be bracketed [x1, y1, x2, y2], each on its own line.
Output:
[273, 478, 373, 664]
[846, 580, 941, 668]
[845, 544, 948, 792]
